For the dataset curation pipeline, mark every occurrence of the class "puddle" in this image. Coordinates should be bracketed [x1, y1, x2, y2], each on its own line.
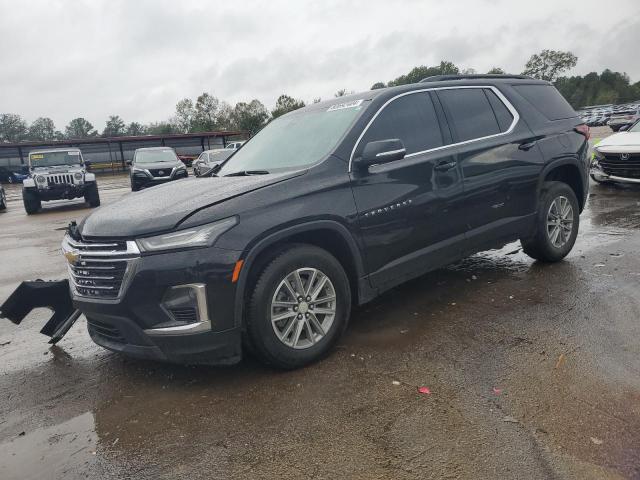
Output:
[0, 412, 97, 480]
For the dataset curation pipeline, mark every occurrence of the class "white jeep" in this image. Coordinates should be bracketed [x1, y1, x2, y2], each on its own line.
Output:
[22, 148, 100, 214]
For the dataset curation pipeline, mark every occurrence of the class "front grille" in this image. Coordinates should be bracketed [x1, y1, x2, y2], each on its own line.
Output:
[71, 259, 128, 298]
[63, 236, 140, 300]
[148, 168, 172, 177]
[600, 154, 640, 178]
[47, 174, 74, 185]
[168, 307, 198, 324]
[87, 318, 125, 343]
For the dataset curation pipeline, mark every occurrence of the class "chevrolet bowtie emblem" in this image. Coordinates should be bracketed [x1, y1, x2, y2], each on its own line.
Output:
[64, 249, 80, 265]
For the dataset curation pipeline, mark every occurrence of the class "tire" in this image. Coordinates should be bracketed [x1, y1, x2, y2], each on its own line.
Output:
[245, 244, 352, 369]
[22, 188, 41, 214]
[521, 181, 579, 262]
[130, 177, 140, 192]
[84, 182, 101, 207]
[610, 125, 620, 132]
[0, 190, 6, 211]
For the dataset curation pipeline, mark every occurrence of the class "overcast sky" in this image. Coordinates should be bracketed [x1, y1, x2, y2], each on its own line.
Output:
[1, 0, 639, 130]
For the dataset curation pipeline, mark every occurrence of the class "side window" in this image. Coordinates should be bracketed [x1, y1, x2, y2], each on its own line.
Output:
[357, 92, 443, 157]
[484, 90, 514, 132]
[437, 88, 501, 142]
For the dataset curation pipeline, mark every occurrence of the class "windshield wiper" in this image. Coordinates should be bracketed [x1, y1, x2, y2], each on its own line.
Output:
[223, 170, 270, 177]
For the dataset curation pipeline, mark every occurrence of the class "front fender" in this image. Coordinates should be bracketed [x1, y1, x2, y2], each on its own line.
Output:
[85, 172, 96, 182]
[232, 219, 368, 328]
[23, 178, 36, 188]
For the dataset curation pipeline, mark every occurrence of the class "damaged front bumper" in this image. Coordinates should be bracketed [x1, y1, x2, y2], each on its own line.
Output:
[0, 280, 80, 344]
[591, 165, 640, 184]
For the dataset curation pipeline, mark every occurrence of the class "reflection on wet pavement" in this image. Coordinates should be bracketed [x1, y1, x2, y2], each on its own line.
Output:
[1, 171, 640, 479]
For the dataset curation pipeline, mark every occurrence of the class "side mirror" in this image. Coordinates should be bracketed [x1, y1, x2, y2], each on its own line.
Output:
[84, 160, 92, 167]
[126, 159, 132, 166]
[619, 125, 629, 132]
[356, 139, 406, 169]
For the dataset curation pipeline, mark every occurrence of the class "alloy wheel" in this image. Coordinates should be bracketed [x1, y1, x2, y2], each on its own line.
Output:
[270, 268, 337, 349]
[547, 195, 574, 248]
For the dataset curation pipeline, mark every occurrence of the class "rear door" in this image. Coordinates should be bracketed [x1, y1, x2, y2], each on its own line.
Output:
[350, 91, 467, 290]
[436, 87, 543, 248]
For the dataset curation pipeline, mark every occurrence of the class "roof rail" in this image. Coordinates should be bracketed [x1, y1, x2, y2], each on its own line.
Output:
[419, 74, 534, 83]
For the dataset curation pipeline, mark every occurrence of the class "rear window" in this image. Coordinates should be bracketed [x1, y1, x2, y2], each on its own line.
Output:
[512, 84, 576, 120]
[437, 88, 502, 142]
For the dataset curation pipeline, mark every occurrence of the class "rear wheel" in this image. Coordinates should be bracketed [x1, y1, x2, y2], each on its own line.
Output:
[84, 182, 100, 207]
[245, 244, 351, 369]
[521, 181, 579, 262]
[22, 188, 41, 214]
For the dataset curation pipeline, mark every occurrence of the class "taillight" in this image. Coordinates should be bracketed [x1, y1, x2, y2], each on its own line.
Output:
[575, 124, 590, 140]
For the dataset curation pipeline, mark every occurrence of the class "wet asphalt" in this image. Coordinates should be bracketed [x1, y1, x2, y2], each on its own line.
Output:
[1, 128, 639, 479]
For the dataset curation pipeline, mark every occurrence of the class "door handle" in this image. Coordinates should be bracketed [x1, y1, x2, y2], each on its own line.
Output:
[434, 160, 457, 172]
[518, 141, 537, 151]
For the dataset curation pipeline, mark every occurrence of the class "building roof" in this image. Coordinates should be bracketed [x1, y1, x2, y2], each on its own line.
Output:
[0, 130, 247, 149]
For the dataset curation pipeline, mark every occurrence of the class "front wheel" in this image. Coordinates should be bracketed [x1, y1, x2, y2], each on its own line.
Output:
[245, 244, 352, 369]
[521, 181, 579, 262]
[0, 190, 6, 210]
[84, 182, 101, 207]
[22, 188, 41, 214]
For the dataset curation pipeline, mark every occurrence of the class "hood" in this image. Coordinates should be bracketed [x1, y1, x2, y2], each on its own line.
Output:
[32, 165, 83, 173]
[595, 132, 640, 153]
[80, 171, 302, 238]
[133, 161, 182, 170]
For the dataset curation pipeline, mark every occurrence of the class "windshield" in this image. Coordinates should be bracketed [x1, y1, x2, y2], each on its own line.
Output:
[629, 121, 640, 133]
[217, 102, 364, 175]
[29, 151, 82, 168]
[135, 149, 178, 164]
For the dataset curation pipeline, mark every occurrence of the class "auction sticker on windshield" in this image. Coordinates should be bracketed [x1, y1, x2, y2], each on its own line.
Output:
[327, 99, 363, 112]
[30, 154, 43, 160]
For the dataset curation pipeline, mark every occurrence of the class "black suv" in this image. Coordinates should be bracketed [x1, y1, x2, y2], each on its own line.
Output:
[61, 76, 589, 368]
[129, 147, 188, 191]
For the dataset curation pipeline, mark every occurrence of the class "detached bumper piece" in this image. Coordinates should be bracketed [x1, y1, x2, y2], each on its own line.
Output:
[0, 280, 80, 344]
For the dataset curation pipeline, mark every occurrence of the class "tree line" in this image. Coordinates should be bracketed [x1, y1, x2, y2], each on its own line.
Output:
[1, 49, 639, 144]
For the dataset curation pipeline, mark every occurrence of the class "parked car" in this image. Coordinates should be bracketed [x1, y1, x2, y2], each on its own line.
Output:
[608, 107, 640, 132]
[8, 166, 29, 184]
[21, 148, 100, 214]
[591, 120, 640, 184]
[129, 147, 188, 191]
[193, 149, 234, 176]
[225, 141, 246, 150]
[0, 184, 6, 210]
[10, 76, 589, 369]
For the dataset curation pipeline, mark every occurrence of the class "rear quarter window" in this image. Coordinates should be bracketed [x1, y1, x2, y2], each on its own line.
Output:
[512, 84, 577, 121]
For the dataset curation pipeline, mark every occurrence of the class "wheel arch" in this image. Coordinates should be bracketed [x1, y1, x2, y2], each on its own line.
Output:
[233, 220, 370, 329]
[539, 159, 586, 212]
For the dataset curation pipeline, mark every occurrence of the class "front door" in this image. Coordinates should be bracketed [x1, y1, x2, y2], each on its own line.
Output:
[350, 91, 466, 291]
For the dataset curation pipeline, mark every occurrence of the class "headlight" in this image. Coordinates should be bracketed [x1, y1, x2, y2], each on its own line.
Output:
[132, 167, 147, 174]
[136, 217, 237, 252]
[176, 165, 186, 170]
[36, 175, 46, 183]
[74, 172, 83, 180]
[592, 150, 604, 166]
